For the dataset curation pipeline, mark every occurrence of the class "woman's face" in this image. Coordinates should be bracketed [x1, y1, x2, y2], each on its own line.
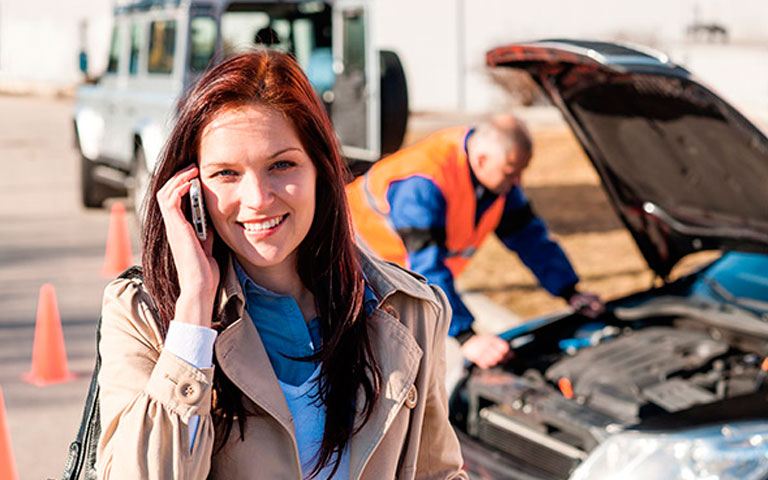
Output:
[198, 103, 317, 277]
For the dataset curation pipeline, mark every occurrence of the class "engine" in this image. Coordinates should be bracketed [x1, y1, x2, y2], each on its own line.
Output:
[545, 327, 728, 422]
[462, 320, 766, 479]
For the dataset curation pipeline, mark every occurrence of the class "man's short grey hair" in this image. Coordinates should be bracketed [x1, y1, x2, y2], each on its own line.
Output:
[472, 113, 532, 158]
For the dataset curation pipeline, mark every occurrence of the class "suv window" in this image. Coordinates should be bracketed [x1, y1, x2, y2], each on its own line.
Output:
[218, 4, 332, 93]
[107, 25, 122, 74]
[148, 20, 177, 74]
[343, 10, 365, 74]
[190, 16, 217, 72]
[221, 11, 270, 55]
[129, 22, 143, 75]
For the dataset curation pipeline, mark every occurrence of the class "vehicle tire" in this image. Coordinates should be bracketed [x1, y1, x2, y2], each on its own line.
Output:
[130, 146, 151, 224]
[379, 50, 409, 156]
[80, 154, 107, 209]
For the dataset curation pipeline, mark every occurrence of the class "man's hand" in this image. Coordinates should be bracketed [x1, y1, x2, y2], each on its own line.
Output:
[568, 291, 605, 318]
[461, 334, 514, 369]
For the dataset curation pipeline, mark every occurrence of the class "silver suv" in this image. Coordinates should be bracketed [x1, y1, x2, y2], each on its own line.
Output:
[73, 0, 408, 210]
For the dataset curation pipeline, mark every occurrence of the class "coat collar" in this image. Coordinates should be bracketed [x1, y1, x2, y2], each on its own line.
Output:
[214, 250, 438, 322]
[213, 252, 430, 478]
[214, 255, 245, 322]
[358, 249, 438, 309]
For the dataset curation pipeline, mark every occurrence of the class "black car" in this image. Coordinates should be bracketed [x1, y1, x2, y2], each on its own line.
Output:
[452, 39, 768, 480]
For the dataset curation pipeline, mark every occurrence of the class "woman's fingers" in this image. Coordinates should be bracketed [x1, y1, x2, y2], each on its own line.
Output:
[157, 167, 197, 219]
[157, 166, 196, 208]
[156, 166, 207, 259]
[157, 168, 199, 233]
[158, 182, 194, 236]
[160, 164, 197, 190]
[167, 179, 193, 211]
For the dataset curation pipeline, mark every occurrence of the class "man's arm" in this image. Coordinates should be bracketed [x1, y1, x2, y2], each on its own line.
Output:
[387, 177, 515, 368]
[386, 176, 474, 338]
[496, 186, 579, 298]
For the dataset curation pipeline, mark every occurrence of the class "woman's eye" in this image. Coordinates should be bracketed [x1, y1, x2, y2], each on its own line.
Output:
[271, 160, 296, 171]
[212, 169, 238, 178]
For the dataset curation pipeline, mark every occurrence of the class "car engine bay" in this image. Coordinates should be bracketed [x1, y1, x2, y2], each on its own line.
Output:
[456, 297, 768, 479]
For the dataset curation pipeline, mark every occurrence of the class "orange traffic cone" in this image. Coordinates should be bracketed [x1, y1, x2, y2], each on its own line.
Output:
[101, 201, 134, 278]
[22, 284, 76, 386]
[0, 386, 19, 480]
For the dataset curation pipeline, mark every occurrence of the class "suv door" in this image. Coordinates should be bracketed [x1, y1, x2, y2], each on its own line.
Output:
[332, 1, 380, 162]
[99, 19, 129, 161]
[109, 17, 147, 168]
[119, 11, 183, 166]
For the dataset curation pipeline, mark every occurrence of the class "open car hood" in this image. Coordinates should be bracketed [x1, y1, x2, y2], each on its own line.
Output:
[487, 39, 768, 277]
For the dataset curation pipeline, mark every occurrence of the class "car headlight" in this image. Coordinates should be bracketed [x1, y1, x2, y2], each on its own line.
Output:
[570, 421, 768, 480]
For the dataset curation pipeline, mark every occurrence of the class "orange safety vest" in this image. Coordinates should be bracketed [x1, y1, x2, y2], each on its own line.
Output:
[347, 127, 505, 277]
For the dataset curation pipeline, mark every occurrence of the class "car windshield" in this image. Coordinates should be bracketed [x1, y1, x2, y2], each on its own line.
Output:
[689, 252, 768, 314]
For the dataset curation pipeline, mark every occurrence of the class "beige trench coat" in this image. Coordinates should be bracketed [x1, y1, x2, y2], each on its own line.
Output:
[96, 252, 468, 479]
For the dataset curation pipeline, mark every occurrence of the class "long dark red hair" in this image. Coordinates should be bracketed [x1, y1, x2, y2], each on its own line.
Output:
[141, 50, 380, 477]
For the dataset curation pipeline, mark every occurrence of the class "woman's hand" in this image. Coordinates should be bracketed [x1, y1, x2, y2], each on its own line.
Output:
[156, 164, 220, 327]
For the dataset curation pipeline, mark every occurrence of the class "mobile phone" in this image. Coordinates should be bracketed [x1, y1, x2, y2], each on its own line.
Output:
[189, 178, 208, 241]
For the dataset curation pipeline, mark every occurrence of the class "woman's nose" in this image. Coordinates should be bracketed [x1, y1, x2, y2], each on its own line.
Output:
[240, 173, 274, 209]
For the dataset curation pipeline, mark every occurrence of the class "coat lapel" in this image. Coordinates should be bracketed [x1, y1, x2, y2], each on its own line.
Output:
[214, 312, 296, 438]
[348, 308, 423, 480]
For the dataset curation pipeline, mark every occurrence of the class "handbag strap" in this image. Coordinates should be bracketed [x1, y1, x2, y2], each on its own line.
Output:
[60, 316, 101, 480]
[60, 266, 144, 480]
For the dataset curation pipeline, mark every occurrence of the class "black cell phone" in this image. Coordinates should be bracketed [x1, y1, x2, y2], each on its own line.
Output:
[189, 178, 208, 241]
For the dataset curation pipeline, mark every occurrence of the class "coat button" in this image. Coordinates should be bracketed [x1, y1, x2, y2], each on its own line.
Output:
[404, 385, 418, 409]
[176, 380, 203, 404]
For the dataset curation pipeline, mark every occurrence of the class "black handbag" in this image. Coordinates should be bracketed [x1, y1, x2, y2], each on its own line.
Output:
[56, 267, 143, 480]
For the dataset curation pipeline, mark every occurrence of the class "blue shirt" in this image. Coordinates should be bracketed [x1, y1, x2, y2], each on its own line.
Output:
[234, 260, 379, 386]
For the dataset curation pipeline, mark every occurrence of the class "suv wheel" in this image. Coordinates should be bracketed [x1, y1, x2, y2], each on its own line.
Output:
[379, 50, 408, 156]
[80, 154, 108, 208]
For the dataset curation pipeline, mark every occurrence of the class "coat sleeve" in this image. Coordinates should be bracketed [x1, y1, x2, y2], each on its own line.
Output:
[96, 278, 215, 480]
[414, 284, 469, 480]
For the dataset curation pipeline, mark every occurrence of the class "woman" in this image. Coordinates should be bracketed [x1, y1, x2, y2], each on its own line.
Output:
[96, 50, 467, 479]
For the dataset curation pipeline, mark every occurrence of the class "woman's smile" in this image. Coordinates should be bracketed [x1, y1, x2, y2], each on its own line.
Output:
[238, 213, 289, 238]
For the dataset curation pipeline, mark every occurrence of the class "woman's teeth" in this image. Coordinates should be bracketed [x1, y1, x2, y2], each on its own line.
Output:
[242, 215, 285, 232]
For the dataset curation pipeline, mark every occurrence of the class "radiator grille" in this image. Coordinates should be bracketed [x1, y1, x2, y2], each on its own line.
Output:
[477, 408, 584, 479]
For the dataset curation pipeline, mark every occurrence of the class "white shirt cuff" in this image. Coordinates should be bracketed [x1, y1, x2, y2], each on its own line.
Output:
[164, 321, 218, 369]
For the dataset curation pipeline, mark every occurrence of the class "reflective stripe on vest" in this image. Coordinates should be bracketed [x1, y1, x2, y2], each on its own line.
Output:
[448, 246, 477, 259]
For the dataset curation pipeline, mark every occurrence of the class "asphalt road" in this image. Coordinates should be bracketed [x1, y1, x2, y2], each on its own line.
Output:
[0, 94, 141, 480]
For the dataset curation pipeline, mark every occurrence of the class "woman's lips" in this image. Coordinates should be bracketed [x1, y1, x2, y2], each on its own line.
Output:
[239, 214, 288, 238]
